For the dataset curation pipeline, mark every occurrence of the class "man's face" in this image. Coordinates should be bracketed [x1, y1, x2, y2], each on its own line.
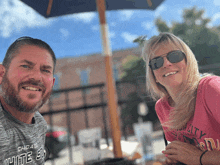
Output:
[1, 45, 55, 113]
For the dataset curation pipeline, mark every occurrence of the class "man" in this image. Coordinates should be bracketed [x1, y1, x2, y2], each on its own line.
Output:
[0, 37, 56, 164]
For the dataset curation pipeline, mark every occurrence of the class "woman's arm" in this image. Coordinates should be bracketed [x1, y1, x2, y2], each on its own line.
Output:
[201, 150, 220, 165]
[162, 141, 220, 165]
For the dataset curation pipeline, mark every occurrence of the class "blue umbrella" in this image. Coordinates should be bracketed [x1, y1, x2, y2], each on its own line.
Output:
[20, 0, 164, 160]
[20, 0, 164, 17]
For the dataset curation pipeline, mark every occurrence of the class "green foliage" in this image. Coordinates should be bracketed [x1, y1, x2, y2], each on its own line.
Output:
[121, 93, 140, 126]
[155, 6, 220, 68]
[155, 18, 170, 32]
[133, 36, 147, 47]
[120, 55, 158, 131]
[120, 92, 158, 131]
[120, 55, 146, 82]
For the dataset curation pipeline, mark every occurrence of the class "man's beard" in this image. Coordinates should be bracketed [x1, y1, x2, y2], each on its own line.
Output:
[1, 75, 52, 113]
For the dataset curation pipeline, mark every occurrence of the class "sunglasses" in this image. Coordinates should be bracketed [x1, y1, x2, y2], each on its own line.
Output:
[149, 50, 185, 70]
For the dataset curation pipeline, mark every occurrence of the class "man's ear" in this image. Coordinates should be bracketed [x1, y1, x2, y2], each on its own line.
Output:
[0, 65, 5, 84]
[52, 77, 55, 86]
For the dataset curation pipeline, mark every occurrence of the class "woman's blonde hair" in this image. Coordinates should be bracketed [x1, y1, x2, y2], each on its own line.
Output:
[142, 32, 212, 130]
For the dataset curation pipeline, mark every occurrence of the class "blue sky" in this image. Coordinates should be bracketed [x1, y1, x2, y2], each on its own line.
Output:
[0, 0, 220, 63]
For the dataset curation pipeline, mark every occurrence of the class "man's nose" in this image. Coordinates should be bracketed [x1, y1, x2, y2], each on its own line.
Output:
[29, 68, 43, 81]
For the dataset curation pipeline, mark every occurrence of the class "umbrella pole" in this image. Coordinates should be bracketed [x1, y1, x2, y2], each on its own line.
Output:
[96, 0, 122, 158]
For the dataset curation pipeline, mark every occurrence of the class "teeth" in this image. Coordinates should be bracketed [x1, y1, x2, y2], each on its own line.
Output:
[23, 87, 40, 91]
[164, 72, 177, 77]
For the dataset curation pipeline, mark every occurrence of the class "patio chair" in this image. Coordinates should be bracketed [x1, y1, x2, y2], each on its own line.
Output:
[77, 127, 102, 163]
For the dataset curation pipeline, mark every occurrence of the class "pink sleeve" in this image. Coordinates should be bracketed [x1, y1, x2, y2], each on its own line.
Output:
[202, 77, 220, 124]
[155, 101, 163, 122]
[155, 99, 167, 124]
[155, 100, 176, 141]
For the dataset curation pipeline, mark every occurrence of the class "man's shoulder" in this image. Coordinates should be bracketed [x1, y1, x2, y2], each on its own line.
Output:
[0, 104, 10, 143]
[34, 111, 47, 132]
[0, 120, 10, 146]
[0, 103, 8, 130]
[0, 102, 5, 118]
[35, 111, 46, 123]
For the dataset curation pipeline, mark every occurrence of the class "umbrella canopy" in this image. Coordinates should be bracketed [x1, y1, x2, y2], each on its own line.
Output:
[20, 0, 164, 18]
[19, 0, 164, 160]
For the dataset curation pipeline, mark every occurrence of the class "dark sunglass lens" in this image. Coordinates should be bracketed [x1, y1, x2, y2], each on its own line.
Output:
[150, 57, 164, 70]
[168, 51, 184, 63]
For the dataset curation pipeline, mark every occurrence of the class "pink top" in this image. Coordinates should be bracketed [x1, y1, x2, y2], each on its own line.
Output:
[156, 76, 220, 151]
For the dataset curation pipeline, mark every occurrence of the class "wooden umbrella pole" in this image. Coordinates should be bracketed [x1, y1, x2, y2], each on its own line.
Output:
[46, 0, 53, 16]
[96, 0, 122, 158]
[147, 0, 153, 7]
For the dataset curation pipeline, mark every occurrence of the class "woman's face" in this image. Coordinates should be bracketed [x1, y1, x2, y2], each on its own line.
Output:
[151, 44, 187, 93]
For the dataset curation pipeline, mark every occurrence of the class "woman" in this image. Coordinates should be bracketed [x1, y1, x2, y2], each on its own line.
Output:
[142, 32, 220, 165]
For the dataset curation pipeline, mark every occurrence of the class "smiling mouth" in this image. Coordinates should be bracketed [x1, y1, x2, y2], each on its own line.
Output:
[22, 86, 42, 91]
[163, 71, 178, 77]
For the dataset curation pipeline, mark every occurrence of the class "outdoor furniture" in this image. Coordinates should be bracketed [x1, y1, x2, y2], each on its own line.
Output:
[77, 127, 102, 162]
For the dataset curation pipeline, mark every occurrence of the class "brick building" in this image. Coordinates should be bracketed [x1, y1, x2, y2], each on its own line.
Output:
[41, 47, 143, 136]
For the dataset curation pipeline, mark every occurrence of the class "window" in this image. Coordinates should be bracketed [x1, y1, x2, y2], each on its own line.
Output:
[80, 70, 89, 86]
[80, 69, 90, 94]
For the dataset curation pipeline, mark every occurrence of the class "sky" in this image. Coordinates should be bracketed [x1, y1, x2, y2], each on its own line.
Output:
[0, 0, 220, 63]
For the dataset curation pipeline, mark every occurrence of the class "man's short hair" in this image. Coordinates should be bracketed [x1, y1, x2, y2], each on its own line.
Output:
[3, 37, 56, 72]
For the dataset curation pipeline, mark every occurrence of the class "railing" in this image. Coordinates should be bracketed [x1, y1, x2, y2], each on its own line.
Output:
[41, 79, 155, 164]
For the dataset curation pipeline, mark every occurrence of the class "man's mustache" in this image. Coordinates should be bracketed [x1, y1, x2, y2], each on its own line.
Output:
[18, 79, 46, 93]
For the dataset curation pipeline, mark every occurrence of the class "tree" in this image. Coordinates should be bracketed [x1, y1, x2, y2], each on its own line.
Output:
[120, 55, 146, 82]
[120, 55, 158, 134]
[156, 7, 220, 70]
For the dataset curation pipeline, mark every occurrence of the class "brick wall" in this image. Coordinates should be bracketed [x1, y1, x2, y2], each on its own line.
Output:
[41, 47, 142, 136]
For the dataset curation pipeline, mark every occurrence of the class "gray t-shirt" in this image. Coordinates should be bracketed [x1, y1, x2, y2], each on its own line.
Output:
[0, 103, 47, 165]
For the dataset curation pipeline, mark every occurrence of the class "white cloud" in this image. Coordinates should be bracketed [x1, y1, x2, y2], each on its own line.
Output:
[121, 32, 138, 43]
[91, 25, 99, 31]
[141, 21, 154, 30]
[59, 28, 70, 40]
[65, 12, 96, 23]
[213, 0, 220, 6]
[119, 10, 134, 21]
[109, 31, 115, 38]
[154, 4, 166, 17]
[209, 12, 220, 27]
[212, 12, 220, 22]
[110, 22, 116, 27]
[0, 0, 54, 38]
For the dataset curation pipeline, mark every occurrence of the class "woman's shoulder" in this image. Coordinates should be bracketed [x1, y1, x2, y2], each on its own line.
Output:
[198, 75, 220, 98]
[155, 98, 171, 122]
[156, 98, 165, 106]
[199, 75, 220, 85]
[155, 97, 170, 110]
